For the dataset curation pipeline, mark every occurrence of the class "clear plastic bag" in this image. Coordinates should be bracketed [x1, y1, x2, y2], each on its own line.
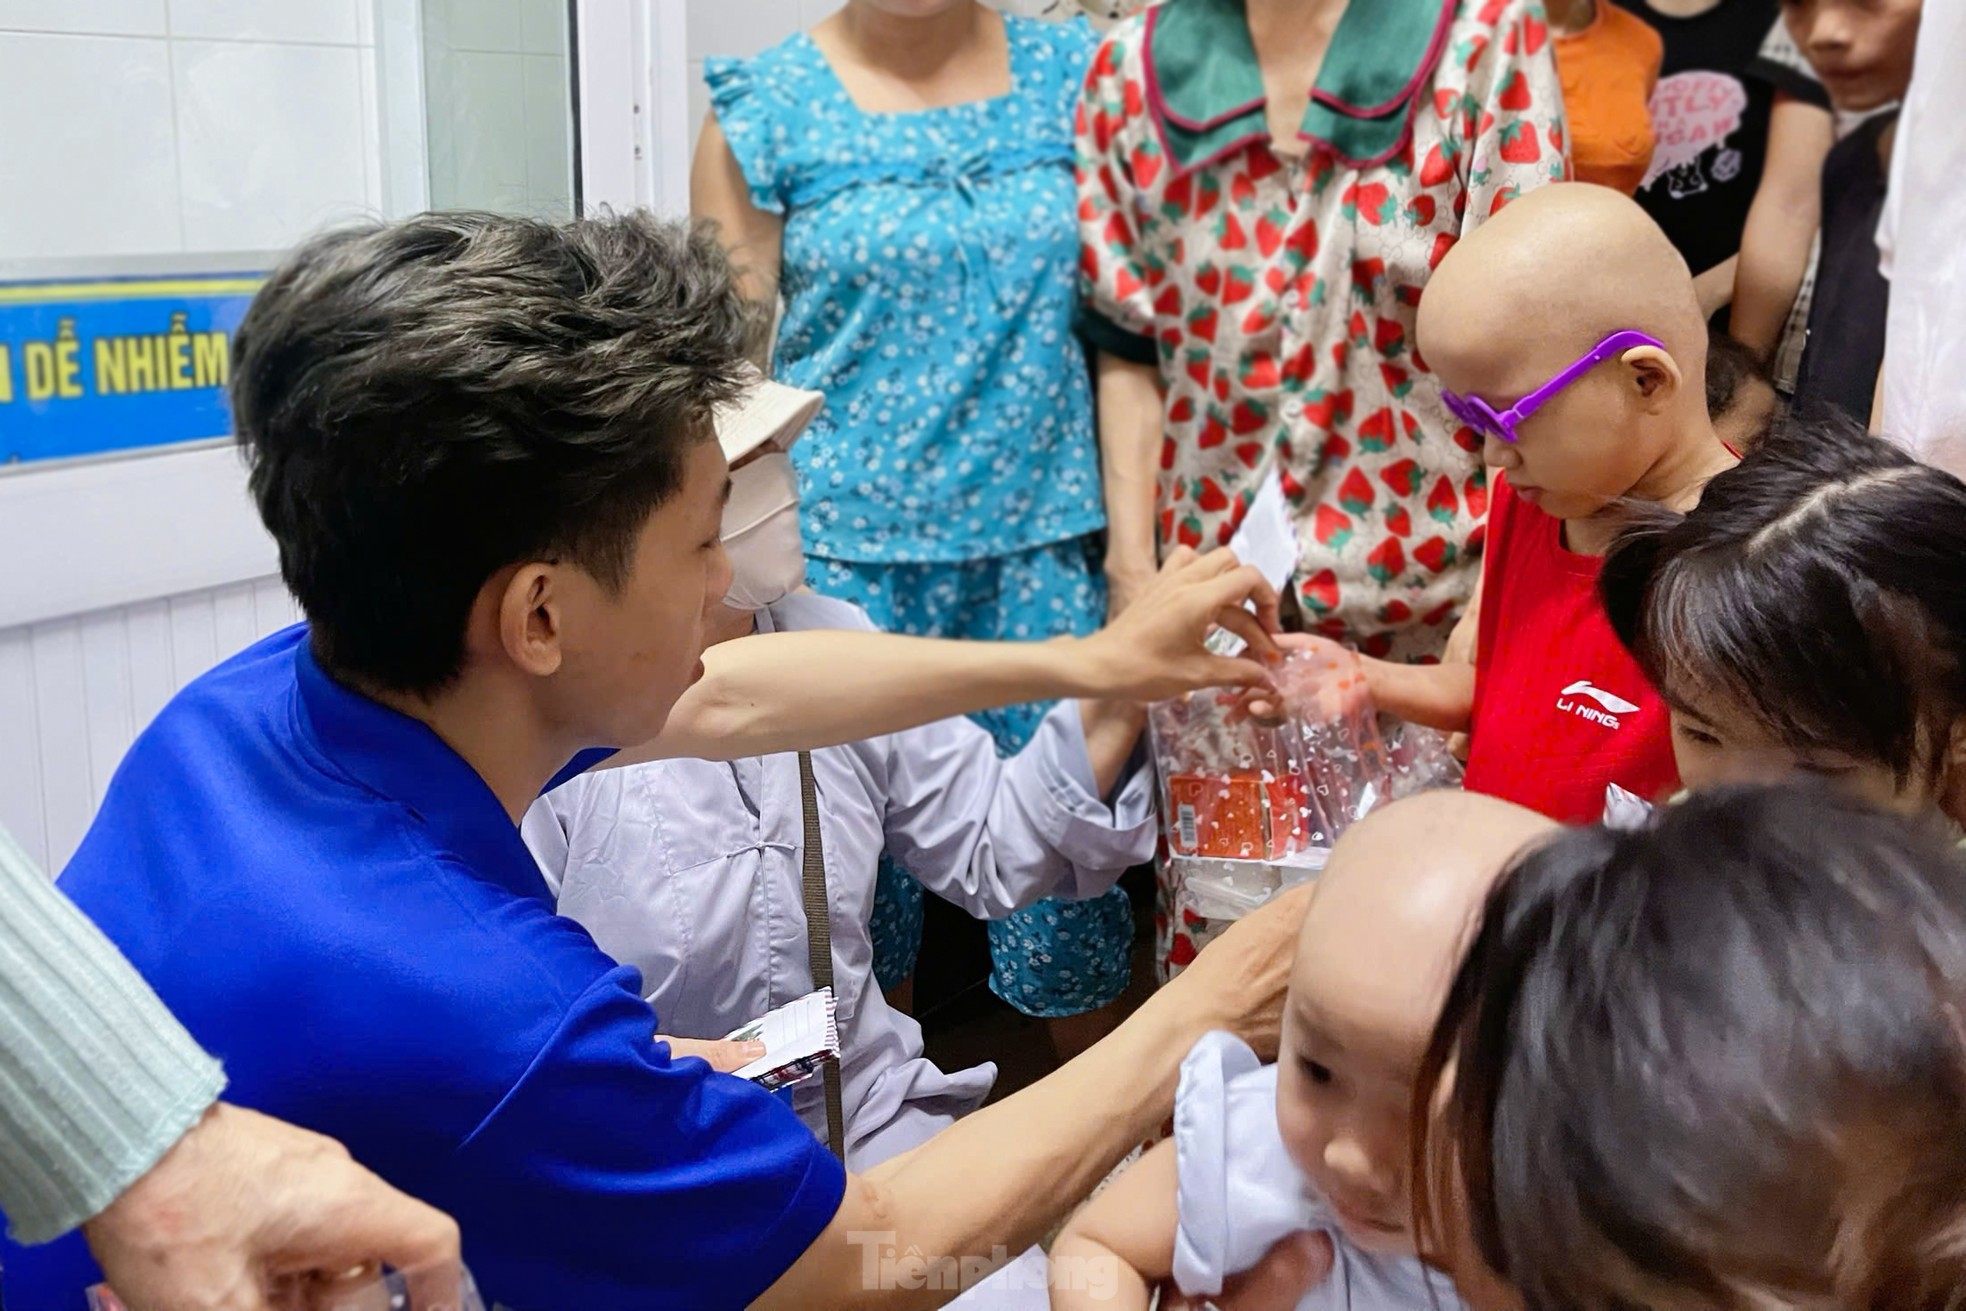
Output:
[1383, 721, 1466, 799]
[1152, 643, 1457, 970]
[1150, 644, 1392, 866]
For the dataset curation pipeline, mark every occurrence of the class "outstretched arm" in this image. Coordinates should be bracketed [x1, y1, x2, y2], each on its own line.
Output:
[623, 549, 1279, 765]
[754, 883, 1311, 1311]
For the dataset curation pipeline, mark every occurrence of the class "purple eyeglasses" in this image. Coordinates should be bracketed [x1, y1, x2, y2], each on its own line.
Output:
[1440, 330, 1666, 444]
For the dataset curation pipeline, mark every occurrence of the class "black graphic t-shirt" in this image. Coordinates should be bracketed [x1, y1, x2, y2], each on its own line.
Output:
[1613, 0, 1828, 275]
[1794, 111, 1894, 424]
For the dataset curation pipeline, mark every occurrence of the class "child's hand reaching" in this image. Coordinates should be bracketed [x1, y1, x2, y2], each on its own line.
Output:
[1229, 634, 1375, 727]
[1160, 1232, 1335, 1310]
[1050, 1137, 1334, 1310]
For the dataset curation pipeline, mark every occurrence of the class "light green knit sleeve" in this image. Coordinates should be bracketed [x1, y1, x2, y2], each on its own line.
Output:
[0, 827, 225, 1243]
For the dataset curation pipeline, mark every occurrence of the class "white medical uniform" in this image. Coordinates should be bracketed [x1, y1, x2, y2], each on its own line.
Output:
[1878, 0, 1966, 476]
[1173, 1031, 1466, 1311]
[524, 591, 1155, 1169]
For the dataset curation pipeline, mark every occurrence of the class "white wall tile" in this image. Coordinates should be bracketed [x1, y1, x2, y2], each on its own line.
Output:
[433, 0, 523, 52]
[357, 0, 375, 45]
[520, 0, 564, 56]
[0, 629, 47, 876]
[172, 39, 370, 250]
[423, 49, 457, 211]
[522, 52, 573, 219]
[122, 599, 178, 733]
[0, 576, 296, 876]
[0, 33, 183, 258]
[210, 579, 260, 660]
[686, 0, 802, 60]
[30, 621, 96, 874]
[249, 577, 301, 634]
[360, 43, 382, 209]
[76, 610, 134, 806]
[168, 0, 361, 44]
[427, 49, 529, 212]
[0, 0, 165, 37]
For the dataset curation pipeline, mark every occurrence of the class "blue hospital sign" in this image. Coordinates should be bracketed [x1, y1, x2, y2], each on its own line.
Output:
[0, 273, 263, 466]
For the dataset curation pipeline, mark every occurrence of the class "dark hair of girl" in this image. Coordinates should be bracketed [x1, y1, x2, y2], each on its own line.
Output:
[1411, 785, 1966, 1311]
[1599, 410, 1966, 784]
[1704, 327, 1770, 422]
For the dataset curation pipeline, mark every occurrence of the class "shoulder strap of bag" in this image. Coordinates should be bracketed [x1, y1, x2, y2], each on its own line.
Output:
[796, 751, 847, 1161]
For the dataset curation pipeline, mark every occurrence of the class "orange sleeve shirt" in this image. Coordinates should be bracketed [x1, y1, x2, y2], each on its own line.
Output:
[1555, 2, 1664, 195]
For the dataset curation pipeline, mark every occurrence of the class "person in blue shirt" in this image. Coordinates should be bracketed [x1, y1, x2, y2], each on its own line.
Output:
[4, 210, 1310, 1310]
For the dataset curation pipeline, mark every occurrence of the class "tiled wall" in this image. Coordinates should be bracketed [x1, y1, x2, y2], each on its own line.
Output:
[423, 0, 573, 222]
[0, 578, 303, 875]
[0, 0, 381, 259]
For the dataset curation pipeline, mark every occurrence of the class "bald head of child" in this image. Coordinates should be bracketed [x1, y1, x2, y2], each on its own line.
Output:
[1418, 183, 1721, 523]
[1274, 791, 1555, 1259]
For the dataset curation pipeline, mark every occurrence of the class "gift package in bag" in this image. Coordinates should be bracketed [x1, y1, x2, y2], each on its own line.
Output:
[1151, 643, 1390, 861]
[1151, 642, 1466, 970]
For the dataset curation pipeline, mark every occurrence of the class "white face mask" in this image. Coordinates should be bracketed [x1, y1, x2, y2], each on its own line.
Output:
[720, 451, 806, 612]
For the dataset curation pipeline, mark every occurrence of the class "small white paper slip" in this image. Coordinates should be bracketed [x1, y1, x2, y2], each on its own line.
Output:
[724, 987, 841, 1090]
[1210, 467, 1296, 658]
[1228, 467, 1298, 593]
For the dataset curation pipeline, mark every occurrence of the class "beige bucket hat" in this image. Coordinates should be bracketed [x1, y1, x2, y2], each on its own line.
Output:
[713, 362, 825, 463]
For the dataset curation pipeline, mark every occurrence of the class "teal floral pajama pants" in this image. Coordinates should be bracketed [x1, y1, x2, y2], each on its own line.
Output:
[811, 535, 1135, 1018]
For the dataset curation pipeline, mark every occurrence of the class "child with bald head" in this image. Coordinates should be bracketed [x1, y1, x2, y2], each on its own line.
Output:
[1048, 792, 1554, 1310]
[1287, 183, 1738, 823]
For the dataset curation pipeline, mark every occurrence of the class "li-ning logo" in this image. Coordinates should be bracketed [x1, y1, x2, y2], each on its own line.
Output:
[1557, 679, 1640, 729]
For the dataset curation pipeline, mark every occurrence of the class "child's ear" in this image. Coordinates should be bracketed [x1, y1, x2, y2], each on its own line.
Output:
[1623, 346, 1682, 410]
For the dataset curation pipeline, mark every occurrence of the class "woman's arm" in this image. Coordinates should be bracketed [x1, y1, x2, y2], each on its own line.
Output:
[1729, 92, 1835, 357]
[754, 883, 1311, 1311]
[1078, 698, 1149, 799]
[1694, 255, 1740, 321]
[690, 110, 785, 330]
[1098, 352, 1167, 619]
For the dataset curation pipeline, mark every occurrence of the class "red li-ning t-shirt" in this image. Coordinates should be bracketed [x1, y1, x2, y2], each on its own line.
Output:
[1461, 475, 1680, 822]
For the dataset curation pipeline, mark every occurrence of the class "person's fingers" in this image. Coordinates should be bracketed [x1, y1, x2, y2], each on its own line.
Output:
[1246, 574, 1283, 635]
[396, 1253, 467, 1311]
[1237, 694, 1285, 726]
[269, 1186, 460, 1311]
[1172, 546, 1240, 583]
[299, 1189, 461, 1284]
[301, 1264, 391, 1311]
[659, 1036, 768, 1073]
[1215, 1231, 1336, 1311]
[292, 1254, 464, 1311]
[1162, 545, 1200, 572]
[1210, 608, 1279, 664]
[1201, 654, 1276, 691]
[1200, 559, 1265, 602]
[1197, 566, 1283, 644]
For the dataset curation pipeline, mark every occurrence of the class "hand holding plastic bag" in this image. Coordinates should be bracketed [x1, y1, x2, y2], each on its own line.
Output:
[80, 1103, 466, 1311]
[91, 1262, 483, 1311]
[1230, 634, 1373, 728]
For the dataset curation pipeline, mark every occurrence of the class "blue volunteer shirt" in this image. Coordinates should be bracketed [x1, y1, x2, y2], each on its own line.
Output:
[0, 626, 845, 1310]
